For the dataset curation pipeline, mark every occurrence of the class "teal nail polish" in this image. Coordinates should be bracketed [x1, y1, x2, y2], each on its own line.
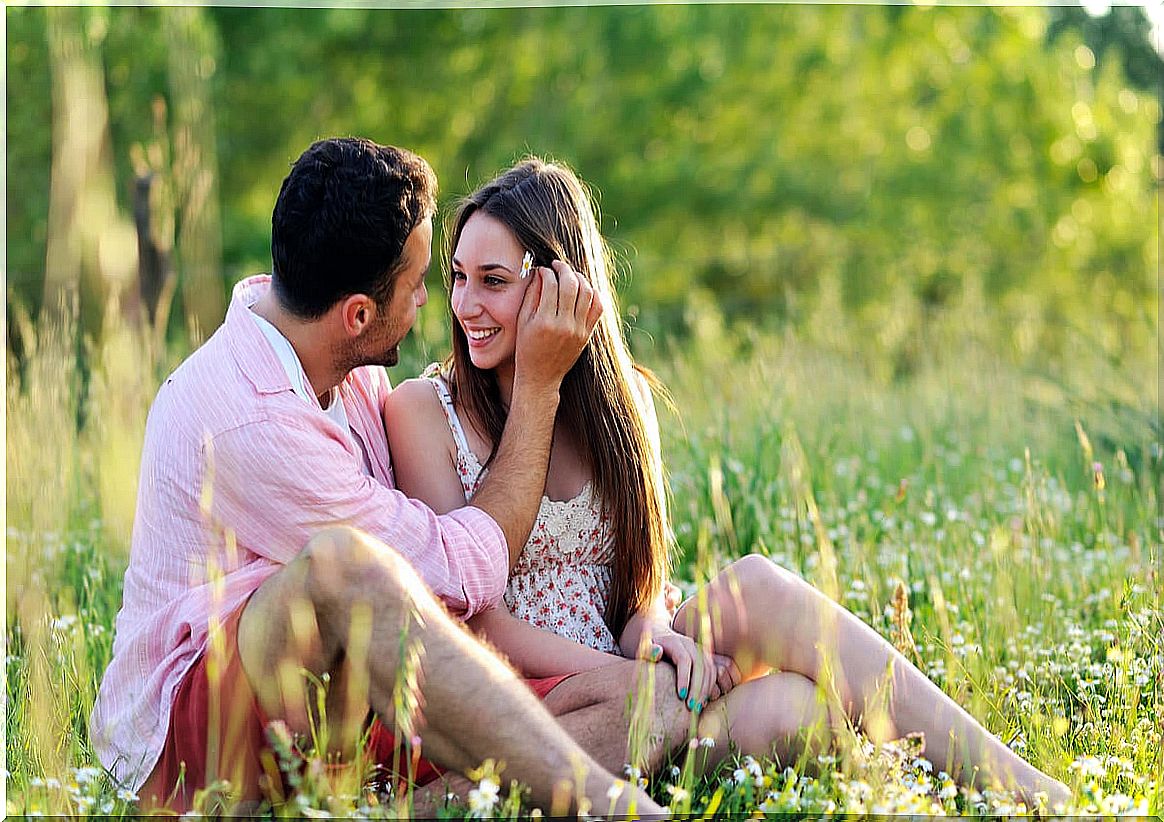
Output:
[687, 698, 696, 710]
[679, 687, 688, 700]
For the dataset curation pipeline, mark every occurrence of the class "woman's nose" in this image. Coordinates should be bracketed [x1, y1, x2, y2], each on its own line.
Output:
[453, 281, 480, 317]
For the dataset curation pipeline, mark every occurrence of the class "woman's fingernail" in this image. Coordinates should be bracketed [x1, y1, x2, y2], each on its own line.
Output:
[679, 687, 688, 700]
[687, 698, 696, 710]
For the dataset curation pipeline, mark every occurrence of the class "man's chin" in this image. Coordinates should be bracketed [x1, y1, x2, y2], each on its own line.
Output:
[381, 347, 400, 368]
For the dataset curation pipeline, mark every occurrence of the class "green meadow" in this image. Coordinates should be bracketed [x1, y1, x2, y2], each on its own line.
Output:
[6, 3, 1161, 817]
[6, 293, 1160, 816]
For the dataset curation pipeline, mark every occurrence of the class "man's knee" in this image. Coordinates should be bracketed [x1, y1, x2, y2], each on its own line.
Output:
[241, 528, 414, 690]
[299, 526, 415, 612]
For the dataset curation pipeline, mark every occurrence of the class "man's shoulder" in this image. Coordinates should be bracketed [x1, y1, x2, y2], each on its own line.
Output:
[150, 327, 271, 436]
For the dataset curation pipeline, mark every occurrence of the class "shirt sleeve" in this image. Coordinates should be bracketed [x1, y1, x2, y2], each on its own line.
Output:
[205, 412, 508, 618]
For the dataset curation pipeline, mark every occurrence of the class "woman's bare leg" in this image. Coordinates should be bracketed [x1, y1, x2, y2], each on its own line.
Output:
[693, 672, 837, 772]
[674, 554, 1069, 807]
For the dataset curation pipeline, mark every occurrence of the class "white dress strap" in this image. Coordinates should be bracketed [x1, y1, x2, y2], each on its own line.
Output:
[423, 368, 479, 475]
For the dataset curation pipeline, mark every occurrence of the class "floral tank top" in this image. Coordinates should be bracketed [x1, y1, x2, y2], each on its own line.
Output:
[424, 370, 620, 654]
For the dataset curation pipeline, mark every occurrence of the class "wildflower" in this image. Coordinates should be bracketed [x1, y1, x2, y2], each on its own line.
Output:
[665, 784, 690, 804]
[1069, 755, 1105, 778]
[116, 788, 138, 802]
[467, 776, 500, 816]
[699, 736, 715, 748]
[1101, 793, 1133, 814]
[51, 614, 77, 631]
[669, 765, 681, 779]
[606, 780, 624, 801]
[73, 766, 101, 785]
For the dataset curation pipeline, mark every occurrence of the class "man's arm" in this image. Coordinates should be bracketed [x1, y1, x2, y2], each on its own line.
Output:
[209, 414, 507, 618]
[467, 261, 602, 567]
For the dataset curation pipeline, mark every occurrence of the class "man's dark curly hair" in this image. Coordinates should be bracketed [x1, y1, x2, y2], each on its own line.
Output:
[271, 137, 438, 319]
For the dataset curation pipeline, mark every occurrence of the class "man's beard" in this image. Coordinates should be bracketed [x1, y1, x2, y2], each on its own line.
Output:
[379, 346, 400, 368]
[340, 336, 400, 373]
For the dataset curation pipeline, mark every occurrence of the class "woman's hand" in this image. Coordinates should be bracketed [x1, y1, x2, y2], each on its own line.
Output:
[709, 653, 743, 702]
[651, 627, 719, 713]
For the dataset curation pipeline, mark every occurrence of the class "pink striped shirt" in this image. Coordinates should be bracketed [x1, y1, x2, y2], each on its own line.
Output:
[90, 275, 508, 791]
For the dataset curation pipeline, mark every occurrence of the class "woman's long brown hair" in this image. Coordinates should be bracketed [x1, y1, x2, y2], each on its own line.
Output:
[443, 157, 671, 638]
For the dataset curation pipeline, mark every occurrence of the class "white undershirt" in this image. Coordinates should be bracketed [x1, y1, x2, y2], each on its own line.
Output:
[249, 306, 372, 475]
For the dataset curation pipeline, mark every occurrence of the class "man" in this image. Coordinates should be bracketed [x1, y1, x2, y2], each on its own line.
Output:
[90, 138, 686, 815]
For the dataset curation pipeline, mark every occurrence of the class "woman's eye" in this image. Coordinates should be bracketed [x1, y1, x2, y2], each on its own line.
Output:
[452, 270, 466, 282]
[484, 275, 505, 286]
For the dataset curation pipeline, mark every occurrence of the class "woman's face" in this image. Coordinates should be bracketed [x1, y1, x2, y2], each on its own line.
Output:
[451, 211, 533, 373]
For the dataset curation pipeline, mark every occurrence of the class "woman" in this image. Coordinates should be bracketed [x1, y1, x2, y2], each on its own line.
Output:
[383, 158, 1070, 807]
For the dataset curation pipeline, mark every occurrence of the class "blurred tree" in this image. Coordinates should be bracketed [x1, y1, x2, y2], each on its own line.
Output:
[1047, 5, 1162, 154]
[42, 6, 137, 333]
[6, 5, 1159, 368]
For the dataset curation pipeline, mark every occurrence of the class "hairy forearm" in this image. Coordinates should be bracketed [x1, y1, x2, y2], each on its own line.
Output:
[469, 380, 560, 568]
[468, 607, 622, 678]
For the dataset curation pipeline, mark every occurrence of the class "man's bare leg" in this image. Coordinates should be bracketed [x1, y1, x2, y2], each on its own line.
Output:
[237, 526, 665, 816]
[410, 659, 691, 815]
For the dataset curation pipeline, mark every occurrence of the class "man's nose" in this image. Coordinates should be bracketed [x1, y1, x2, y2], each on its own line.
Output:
[416, 281, 428, 308]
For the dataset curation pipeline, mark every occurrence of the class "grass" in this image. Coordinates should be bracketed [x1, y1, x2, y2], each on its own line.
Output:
[5, 294, 1161, 817]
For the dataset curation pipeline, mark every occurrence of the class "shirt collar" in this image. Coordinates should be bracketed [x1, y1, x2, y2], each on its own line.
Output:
[223, 275, 295, 396]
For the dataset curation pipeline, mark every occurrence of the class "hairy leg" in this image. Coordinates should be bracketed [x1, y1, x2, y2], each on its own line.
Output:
[539, 659, 690, 775]
[411, 660, 691, 816]
[236, 526, 663, 817]
[674, 554, 1069, 807]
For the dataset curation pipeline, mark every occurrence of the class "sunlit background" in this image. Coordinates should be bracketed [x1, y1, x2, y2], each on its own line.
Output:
[5, 3, 1162, 817]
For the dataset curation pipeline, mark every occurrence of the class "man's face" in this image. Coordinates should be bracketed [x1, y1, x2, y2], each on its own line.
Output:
[358, 216, 432, 368]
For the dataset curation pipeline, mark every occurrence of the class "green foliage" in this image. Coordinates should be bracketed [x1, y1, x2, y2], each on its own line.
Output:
[5, 6, 1161, 817]
[6, 6, 1160, 362]
[6, 297, 1161, 815]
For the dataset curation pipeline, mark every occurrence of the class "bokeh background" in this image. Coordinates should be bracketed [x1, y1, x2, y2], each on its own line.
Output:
[6, 3, 1161, 370]
[5, 3, 1162, 816]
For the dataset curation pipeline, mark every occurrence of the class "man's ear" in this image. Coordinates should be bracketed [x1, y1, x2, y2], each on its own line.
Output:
[338, 294, 376, 337]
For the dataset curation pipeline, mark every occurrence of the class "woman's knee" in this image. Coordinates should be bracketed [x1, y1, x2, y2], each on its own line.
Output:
[724, 672, 834, 760]
[726, 553, 803, 603]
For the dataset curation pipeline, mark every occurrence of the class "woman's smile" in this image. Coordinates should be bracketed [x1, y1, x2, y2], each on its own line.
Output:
[465, 325, 502, 346]
[451, 211, 531, 370]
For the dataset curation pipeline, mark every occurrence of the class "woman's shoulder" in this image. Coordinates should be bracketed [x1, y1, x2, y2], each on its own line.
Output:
[383, 371, 450, 436]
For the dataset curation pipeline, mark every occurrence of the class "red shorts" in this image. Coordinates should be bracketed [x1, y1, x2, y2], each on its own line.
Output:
[138, 603, 571, 812]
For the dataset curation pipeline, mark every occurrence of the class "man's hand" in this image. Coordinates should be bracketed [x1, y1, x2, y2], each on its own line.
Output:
[471, 260, 602, 566]
[514, 260, 603, 393]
